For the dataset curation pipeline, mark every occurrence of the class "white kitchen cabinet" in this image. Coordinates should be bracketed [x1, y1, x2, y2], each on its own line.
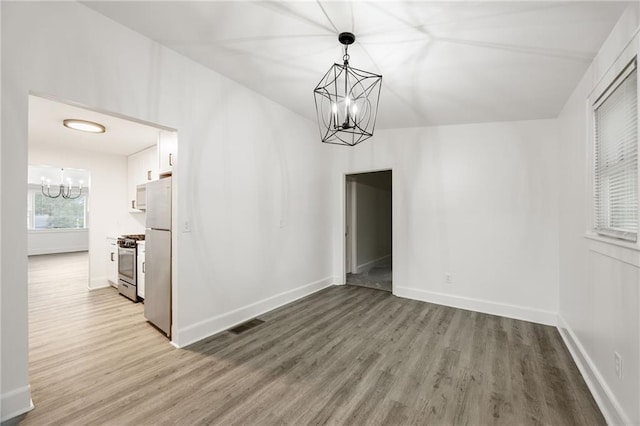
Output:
[158, 130, 177, 176]
[107, 237, 118, 287]
[137, 242, 146, 300]
[127, 145, 157, 211]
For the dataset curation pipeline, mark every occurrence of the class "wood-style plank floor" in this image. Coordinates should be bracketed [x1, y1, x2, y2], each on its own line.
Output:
[11, 252, 604, 425]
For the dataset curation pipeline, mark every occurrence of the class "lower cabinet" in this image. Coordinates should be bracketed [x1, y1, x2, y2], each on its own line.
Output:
[107, 237, 118, 287]
[137, 242, 146, 299]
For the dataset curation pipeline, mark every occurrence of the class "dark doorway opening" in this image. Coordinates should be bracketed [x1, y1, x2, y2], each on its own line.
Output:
[345, 170, 392, 292]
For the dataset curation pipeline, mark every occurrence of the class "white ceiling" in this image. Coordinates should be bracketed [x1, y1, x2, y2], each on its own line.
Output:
[83, 1, 631, 129]
[29, 95, 160, 156]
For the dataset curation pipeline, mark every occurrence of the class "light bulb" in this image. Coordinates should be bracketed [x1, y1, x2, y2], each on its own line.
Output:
[331, 103, 338, 127]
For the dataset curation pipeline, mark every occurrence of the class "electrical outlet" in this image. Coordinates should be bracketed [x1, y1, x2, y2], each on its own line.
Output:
[445, 273, 453, 284]
[614, 352, 622, 378]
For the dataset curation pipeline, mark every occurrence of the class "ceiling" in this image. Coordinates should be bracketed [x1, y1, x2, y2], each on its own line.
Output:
[29, 95, 161, 156]
[83, 1, 631, 129]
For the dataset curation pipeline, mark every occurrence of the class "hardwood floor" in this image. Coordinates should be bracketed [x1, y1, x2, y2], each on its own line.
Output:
[12, 252, 604, 425]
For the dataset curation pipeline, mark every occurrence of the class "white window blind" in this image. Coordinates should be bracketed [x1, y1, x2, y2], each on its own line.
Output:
[593, 60, 638, 241]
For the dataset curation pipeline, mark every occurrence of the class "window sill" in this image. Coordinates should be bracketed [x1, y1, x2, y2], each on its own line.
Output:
[28, 228, 88, 234]
[584, 233, 640, 252]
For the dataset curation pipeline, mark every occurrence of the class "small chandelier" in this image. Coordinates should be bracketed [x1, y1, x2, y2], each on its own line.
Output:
[41, 168, 84, 199]
[314, 32, 382, 146]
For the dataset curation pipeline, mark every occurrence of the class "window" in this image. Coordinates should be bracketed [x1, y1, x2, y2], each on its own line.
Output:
[27, 186, 88, 230]
[593, 60, 638, 241]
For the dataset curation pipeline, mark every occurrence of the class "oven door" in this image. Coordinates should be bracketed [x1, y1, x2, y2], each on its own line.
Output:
[118, 246, 136, 284]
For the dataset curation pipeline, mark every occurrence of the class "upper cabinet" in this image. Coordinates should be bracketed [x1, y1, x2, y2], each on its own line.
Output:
[158, 130, 177, 176]
[127, 130, 175, 211]
[127, 145, 157, 212]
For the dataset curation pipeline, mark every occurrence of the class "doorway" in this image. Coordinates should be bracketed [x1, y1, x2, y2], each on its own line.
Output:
[345, 170, 392, 292]
[27, 93, 178, 341]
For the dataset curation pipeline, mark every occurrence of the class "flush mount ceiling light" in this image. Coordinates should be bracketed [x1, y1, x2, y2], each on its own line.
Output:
[313, 32, 382, 146]
[63, 119, 106, 133]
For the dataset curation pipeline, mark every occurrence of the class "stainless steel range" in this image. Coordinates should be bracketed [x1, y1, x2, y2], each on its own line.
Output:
[117, 234, 145, 302]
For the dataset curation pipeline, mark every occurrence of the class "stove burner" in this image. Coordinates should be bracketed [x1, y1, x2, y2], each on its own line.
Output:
[117, 234, 145, 248]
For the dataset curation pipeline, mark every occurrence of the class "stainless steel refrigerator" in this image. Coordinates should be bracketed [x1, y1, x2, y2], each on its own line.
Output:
[145, 177, 172, 337]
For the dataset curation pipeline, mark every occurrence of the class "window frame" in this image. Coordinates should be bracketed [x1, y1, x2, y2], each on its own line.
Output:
[27, 183, 89, 231]
[591, 59, 639, 242]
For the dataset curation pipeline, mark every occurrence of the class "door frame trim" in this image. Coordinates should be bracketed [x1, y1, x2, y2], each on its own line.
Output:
[340, 168, 393, 292]
[345, 176, 357, 274]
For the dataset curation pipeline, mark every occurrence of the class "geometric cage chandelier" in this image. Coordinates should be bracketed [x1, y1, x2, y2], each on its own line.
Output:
[313, 32, 382, 146]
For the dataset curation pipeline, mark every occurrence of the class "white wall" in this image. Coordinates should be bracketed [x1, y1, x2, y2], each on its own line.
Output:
[29, 144, 144, 287]
[333, 119, 560, 325]
[1, 2, 334, 420]
[353, 172, 392, 271]
[556, 4, 640, 425]
[27, 229, 88, 256]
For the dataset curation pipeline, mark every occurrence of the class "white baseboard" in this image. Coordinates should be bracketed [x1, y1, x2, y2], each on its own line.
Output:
[356, 254, 391, 274]
[393, 286, 557, 326]
[28, 246, 88, 256]
[1, 385, 33, 422]
[173, 276, 334, 348]
[557, 315, 630, 426]
[332, 276, 345, 285]
[89, 276, 112, 290]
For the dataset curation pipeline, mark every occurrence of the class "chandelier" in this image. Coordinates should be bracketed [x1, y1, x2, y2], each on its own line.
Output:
[313, 32, 382, 146]
[41, 168, 84, 199]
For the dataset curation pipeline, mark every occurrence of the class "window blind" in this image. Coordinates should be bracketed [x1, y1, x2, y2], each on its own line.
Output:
[593, 60, 638, 241]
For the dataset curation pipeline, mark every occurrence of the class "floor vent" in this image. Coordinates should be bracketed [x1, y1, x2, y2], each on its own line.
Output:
[229, 318, 265, 334]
